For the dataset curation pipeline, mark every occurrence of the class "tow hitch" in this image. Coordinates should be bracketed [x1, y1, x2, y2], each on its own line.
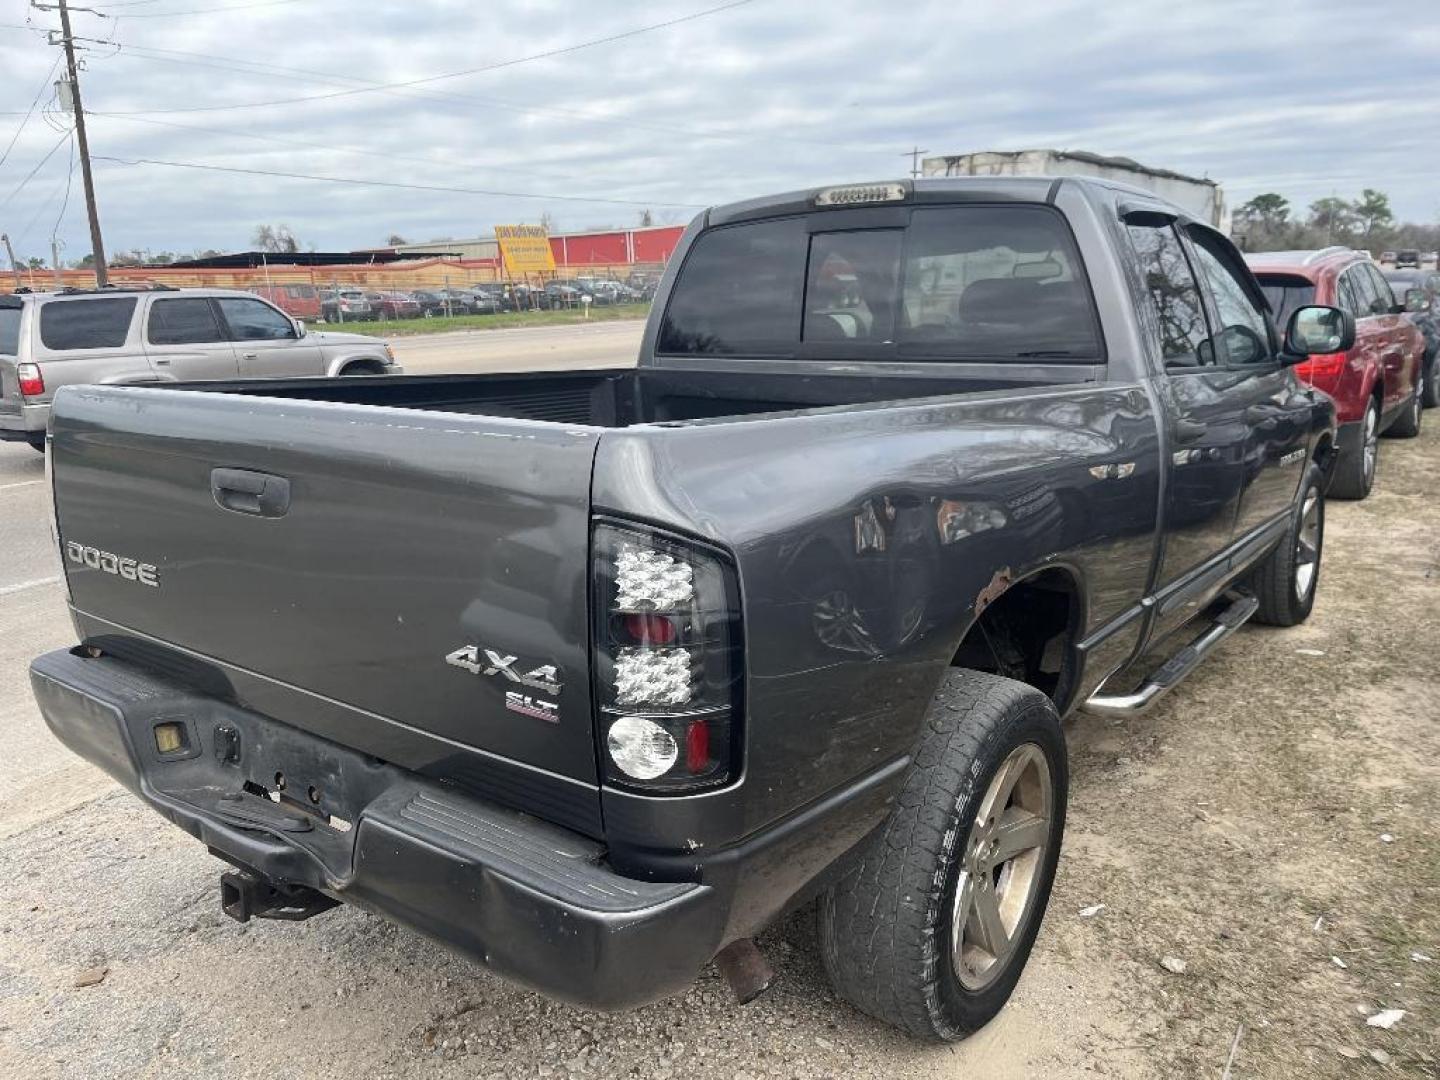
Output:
[219, 869, 339, 924]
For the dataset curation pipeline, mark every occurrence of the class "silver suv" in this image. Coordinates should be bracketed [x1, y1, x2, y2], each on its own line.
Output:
[0, 286, 402, 451]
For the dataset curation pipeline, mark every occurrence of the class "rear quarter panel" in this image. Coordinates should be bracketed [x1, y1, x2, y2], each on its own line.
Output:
[593, 383, 1162, 857]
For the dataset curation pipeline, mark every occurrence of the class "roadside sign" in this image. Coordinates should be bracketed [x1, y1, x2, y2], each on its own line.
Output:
[495, 224, 557, 277]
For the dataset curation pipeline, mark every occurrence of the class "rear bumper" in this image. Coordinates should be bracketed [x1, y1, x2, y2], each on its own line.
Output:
[0, 402, 48, 439]
[29, 647, 723, 1010]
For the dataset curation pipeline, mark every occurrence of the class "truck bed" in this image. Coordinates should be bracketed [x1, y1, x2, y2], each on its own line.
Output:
[169, 364, 1098, 427]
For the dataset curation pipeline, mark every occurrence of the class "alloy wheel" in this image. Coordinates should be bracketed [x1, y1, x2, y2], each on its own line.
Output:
[1362, 404, 1379, 484]
[1294, 489, 1321, 601]
[950, 743, 1053, 991]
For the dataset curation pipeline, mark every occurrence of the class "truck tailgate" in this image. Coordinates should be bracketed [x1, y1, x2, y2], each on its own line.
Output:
[49, 385, 603, 818]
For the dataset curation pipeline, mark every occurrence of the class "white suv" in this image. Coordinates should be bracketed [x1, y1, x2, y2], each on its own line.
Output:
[0, 286, 402, 451]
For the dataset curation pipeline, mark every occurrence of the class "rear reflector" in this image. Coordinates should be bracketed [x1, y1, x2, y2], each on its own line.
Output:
[17, 363, 43, 397]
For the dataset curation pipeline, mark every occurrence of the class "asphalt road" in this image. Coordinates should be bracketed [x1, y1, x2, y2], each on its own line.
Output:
[389, 319, 643, 374]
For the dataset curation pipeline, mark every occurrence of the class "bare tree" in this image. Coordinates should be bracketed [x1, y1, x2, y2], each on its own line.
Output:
[251, 223, 301, 253]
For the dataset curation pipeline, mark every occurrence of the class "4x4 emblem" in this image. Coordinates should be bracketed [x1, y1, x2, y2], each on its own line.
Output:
[445, 646, 562, 696]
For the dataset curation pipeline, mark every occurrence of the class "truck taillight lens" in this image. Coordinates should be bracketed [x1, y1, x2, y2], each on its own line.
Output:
[17, 363, 44, 397]
[592, 521, 742, 792]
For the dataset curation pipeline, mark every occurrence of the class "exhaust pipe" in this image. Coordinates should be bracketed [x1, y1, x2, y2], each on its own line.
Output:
[715, 938, 776, 1004]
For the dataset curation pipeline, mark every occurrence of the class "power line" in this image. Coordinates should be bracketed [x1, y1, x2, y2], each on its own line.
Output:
[92, 153, 708, 208]
[51, 128, 77, 243]
[0, 127, 74, 211]
[100, 0, 761, 114]
[0, 55, 64, 170]
[57, 0, 310, 17]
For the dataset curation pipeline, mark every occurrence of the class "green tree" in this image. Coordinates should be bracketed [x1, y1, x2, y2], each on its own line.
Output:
[1308, 197, 1357, 243]
[1239, 193, 1290, 230]
[1351, 189, 1393, 244]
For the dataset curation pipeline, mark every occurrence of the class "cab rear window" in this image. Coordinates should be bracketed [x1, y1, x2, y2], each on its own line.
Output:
[39, 298, 137, 351]
[658, 204, 1102, 361]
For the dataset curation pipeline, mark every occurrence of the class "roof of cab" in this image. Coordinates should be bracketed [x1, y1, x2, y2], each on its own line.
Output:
[703, 174, 1174, 228]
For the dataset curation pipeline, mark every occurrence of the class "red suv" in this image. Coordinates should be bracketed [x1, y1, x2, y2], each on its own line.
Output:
[1248, 248, 1425, 498]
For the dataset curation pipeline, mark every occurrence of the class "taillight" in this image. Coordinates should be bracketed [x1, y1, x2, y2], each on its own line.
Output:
[592, 521, 742, 792]
[17, 362, 44, 397]
[1297, 353, 1348, 380]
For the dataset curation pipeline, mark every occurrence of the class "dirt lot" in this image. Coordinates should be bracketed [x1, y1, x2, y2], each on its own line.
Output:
[0, 407, 1435, 1079]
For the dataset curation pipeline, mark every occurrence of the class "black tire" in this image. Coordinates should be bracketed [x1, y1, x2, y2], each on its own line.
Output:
[1250, 463, 1324, 627]
[818, 670, 1067, 1041]
[1386, 385, 1423, 438]
[1328, 398, 1378, 500]
[1422, 348, 1440, 409]
[27, 435, 45, 454]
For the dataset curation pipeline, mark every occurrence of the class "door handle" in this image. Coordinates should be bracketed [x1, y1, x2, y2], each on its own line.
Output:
[211, 467, 291, 518]
[1173, 418, 1208, 443]
[241, 352, 259, 360]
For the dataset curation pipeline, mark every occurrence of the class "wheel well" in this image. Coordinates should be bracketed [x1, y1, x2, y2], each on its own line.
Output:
[338, 358, 386, 376]
[949, 568, 1081, 710]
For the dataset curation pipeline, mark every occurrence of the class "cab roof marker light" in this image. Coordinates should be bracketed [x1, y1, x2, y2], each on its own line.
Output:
[814, 183, 908, 207]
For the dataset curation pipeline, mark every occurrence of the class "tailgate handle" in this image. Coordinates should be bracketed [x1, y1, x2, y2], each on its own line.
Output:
[211, 468, 291, 518]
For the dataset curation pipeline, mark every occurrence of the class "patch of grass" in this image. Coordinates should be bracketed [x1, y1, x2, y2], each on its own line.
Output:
[315, 303, 651, 338]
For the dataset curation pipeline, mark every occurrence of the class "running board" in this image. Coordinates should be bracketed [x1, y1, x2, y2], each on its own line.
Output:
[1083, 593, 1259, 717]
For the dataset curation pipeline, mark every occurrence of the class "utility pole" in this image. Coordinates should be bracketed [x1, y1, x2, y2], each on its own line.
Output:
[903, 146, 930, 180]
[52, 0, 108, 287]
[0, 234, 21, 291]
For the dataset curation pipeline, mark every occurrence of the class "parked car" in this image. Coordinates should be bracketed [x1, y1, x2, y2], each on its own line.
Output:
[31, 177, 1345, 1041]
[409, 289, 453, 317]
[1380, 250, 1397, 264]
[319, 289, 374, 322]
[1395, 248, 1422, 269]
[464, 288, 503, 315]
[250, 282, 322, 322]
[544, 281, 585, 308]
[1384, 267, 1440, 407]
[364, 292, 423, 320]
[0, 286, 400, 451]
[1248, 247, 1425, 499]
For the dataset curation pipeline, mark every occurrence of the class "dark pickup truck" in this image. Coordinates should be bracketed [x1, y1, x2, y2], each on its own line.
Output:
[31, 177, 1352, 1041]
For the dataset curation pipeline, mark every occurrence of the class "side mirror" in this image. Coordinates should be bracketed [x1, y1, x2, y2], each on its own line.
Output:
[292, 318, 307, 338]
[1284, 305, 1354, 358]
[1405, 288, 1428, 314]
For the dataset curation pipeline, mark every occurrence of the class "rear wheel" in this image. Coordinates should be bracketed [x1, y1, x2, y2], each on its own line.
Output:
[1386, 385, 1423, 438]
[1329, 398, 1379, 500]
[818, 670, 1066, 1041]
[1250, 464, 1324, 626]
[1422, 349, 1440, 408]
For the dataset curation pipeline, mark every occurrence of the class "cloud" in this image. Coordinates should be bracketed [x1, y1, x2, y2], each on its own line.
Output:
[0, 0, 1435, 262]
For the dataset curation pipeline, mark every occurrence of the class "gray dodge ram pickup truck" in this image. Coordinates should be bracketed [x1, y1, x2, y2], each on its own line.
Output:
[30, 177, 1350, 1040]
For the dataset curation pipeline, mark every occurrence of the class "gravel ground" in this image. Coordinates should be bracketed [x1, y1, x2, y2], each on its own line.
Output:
[0, 418, 1435, 1079]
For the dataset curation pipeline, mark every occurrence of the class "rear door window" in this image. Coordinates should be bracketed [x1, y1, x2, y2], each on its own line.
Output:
[1348, 266, 1383, 316]
[147, 298, 226, 345]
[1363, 264, 1396, 311]
[39, 297, 137, 351]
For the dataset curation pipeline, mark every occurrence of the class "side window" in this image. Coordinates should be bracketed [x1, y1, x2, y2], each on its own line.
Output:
[147, 298, 225, 345]
[804, 230, 901, 343]
[1186, 232, 1272, 366]
[1364, 264, 1396, 312]
[38, 298, 137, 351]
[1335, 272, 1361, 317]
[659, 217, 807, 355]
[216, 297, 296, 341]
[1348, 266, 1381, 317]
[1126, 224, 1212, 368]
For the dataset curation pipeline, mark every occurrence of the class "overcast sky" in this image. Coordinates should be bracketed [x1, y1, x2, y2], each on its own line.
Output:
[0, 0, 1437, 262]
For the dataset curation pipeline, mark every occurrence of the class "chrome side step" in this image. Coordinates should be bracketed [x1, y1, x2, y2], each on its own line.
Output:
[1083, 593, 1259, 717]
